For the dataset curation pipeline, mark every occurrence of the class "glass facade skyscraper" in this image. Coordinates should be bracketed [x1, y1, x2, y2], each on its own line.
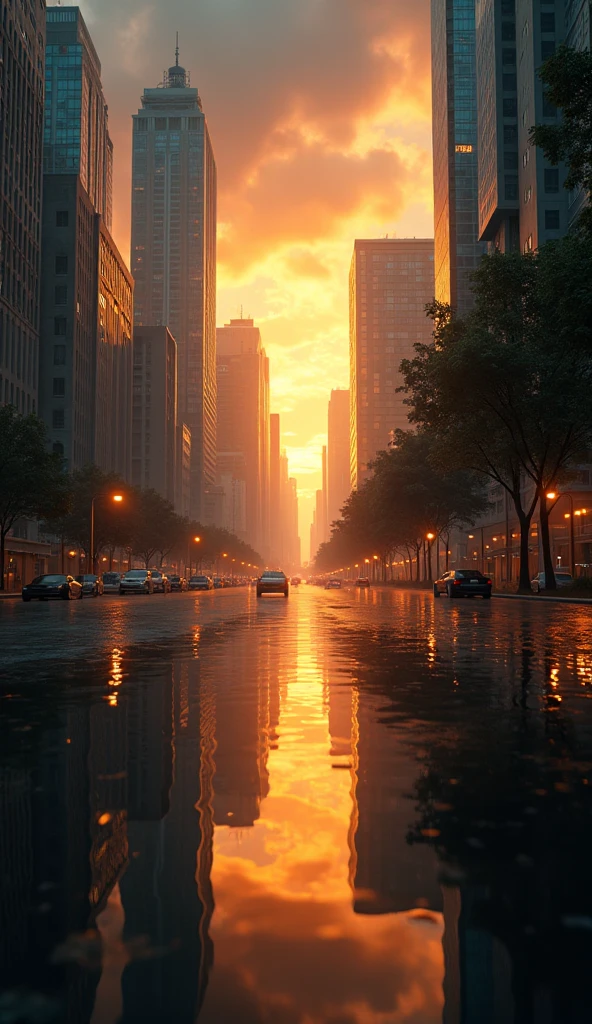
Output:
[39, 7, 132, 478]
[349, 239, 435, 490]
[431, 0, 486, 314]
[0, 0, 45, 413]
[131, 53, 217, 521]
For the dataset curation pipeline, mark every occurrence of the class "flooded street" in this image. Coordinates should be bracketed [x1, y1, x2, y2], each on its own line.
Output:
[1, 587, 592, 1023]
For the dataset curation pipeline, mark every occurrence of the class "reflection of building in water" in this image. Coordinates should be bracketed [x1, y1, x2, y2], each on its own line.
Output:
[126, 667, 173, 820]
[121, 660, 213, 1023]
[211, 632, 278, 828]
[351, 692, 442, 914]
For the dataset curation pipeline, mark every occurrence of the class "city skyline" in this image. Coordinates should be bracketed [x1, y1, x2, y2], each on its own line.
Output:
[46, 0, 434, 550]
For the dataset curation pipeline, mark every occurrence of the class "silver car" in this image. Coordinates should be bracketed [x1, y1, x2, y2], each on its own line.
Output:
[102, 571, 122, 593]
[120, 569, 154, 595]
[531, 571, 573, 593]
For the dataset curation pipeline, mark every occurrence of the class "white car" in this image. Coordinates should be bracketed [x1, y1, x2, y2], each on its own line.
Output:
[102, 571, 121, 593]
[531, 571, 573, 593]
[120, 570, 154, 595]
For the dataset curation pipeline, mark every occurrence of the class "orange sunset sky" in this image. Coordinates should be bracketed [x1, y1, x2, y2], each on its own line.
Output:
[67, 0, 434, 556]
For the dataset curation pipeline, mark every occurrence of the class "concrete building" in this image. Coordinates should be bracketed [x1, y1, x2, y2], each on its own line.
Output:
[328, 389, 350, 528]
[132, 327, 177, 505]
[176, 423, 191, 521]
[216, 319, 270, 554]
[270, 413, 282, 562]
[431, 0, 487, 313]
[39, 8, 132, 478]
[349, 239, 435, 490]
[0, 0, 45, 413]
[131, 47, 217, 521]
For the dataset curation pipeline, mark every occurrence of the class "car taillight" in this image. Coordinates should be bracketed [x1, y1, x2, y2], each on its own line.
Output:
[453, 580, 461, 585]
[486, 578, 492, 585]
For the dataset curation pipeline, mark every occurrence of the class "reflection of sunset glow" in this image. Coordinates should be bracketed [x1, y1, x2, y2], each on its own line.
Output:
[201, 600, 444, 1022]
[108, 648, 124, 688]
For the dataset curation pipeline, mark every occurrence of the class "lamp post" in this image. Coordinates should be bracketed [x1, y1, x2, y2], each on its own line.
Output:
[188, 535, 201, 577]
[546, 492, 574, 574]
[426, 532, 435, 581]
[90, 493, 123, 576]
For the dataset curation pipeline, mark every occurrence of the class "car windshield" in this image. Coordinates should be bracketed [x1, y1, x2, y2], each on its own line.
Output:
[102, 573, 119, 581]
[76, 575, 96, 582]
[169, 576, 180, 581]
[192, 576, 208, 581]
[151, 571, 162, 577]
[31, 575, 66, 584]
[262, 572, 285, 579]
[455, 571, 485, 579]
[125, 570, 147, 578]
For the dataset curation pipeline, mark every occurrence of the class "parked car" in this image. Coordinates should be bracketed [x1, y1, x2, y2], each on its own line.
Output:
[291, 577, 301, 586]
[120, 570, 154, 595]
[189, 575, 213, 591]
[325, 579, 342, 590]
[150, 570, 170, 594]
[531, 571, 574, 594]
[434, 569, 492, 599]
[212, 577, 224, 589]
[257, 571, 289, 598]
[75, 573, 103, 597]
[22, 574, 83, 602]
[102, 571, 122, 594]
[168, 575, 187, 592]
[354, 577, 370, 588]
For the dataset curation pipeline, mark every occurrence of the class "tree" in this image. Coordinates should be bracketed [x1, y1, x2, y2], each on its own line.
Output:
[529, 44, 592, 234]
[400, 246, 592, 591]
[43, 464, 129, 569]
[0, 408, 70, 589]
[130, 489, 179, 569]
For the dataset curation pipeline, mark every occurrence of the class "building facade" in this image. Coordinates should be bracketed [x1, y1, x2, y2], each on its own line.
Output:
[432, 0, 487, 313]
[216, 319, 269, 554]
[0, 0, 45, 413]
[39, 8, 132, 477]
[328, 389, 350, 528]
[349, 239, 435, 490]
[131, 51, 217, 521]
[132, 327, 177, 505]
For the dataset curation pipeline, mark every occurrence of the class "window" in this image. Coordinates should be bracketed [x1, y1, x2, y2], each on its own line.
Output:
[504, 125, 517, 144]
[54, 317, 67, 336]
[541, 41, 555, 60]
[155, 118, 166, 130]
[544, 168, 559, 193]
[52, 442, 64, 456]
[55, 255, 68, 275]
[52, 409, 65, 429]
[540, 13, 555, 32]
[52, 378, 65, 397]
[56, 211, 69, 227]
[502, 48, 516, 65]
[502, 22, 515, 41]
[504, 151, 518, 170]
[505, 177, 518, 200]
[503, 98, 517, 117]
[545, 209, 560, 229]
[542, 94, 556, 117]
[54, 285, 67, 305]
[503, 73, 517, 91]
[53, 345, 66, 365]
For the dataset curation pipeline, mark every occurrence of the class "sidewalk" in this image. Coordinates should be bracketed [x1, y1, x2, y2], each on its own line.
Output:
[492, 592, 592, 607]
[0, 592, 20, 599]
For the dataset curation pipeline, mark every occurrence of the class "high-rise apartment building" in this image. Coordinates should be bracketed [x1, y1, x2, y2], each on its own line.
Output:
[349, 239, 435, 490]
[131, 49, 217, 521]
[0, 0, 45, 413]
[39, 7, 133, 477]
[328, 389, 350, 527]
[216, 319, 270, 554]
[432, 0, 487, 313]
[132, 327, 177, 505]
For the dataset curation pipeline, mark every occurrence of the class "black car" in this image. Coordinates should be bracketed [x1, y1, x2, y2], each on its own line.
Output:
[22, 574, 83, 602]
[257, 571, 289, 598]
[354, 577, 370, 588]
[433, 569, 492, 599]
[168, 575, 187, 592]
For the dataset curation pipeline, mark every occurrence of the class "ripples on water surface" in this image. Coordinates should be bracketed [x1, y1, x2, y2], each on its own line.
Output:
[1, 588, 591, 1023]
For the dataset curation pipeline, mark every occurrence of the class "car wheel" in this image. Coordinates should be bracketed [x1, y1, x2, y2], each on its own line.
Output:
[22, 595, 31, 602]
[79, 590, 83, 599]
[447, 585, 455, 599]
[92, 588, 98, 597]
[433, 585, 440, 598]
[483, 593, 491, 600]
[256, 591, 262, 598]
[62, 590, 70, 600]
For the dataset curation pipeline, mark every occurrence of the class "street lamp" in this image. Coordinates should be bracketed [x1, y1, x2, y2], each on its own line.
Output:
[188, 535, 201, 577]
[426, 532, 435, 581]
[90, 493, 124, 575]
[546, 490, 574, 573]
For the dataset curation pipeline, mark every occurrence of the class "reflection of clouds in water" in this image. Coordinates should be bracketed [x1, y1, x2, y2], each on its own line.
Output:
[200, 859, 443, 1023]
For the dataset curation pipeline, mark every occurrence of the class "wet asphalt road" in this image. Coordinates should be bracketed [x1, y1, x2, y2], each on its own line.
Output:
[1, 585, 592, 1024]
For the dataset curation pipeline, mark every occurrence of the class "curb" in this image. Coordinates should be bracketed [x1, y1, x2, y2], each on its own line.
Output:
[492, 592, 592, 607]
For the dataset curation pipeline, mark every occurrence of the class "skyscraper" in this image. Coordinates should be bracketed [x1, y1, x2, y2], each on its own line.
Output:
[131, 47, 217, 521]
[39, 7, 133, 477]
[216, 319, 269, 554]
[432, 0, 486, 313]
[349, 239, 435, 490]
[0, 0, 45, 413]
[328, 389, 350, 527]
[132, 327, 177, 505]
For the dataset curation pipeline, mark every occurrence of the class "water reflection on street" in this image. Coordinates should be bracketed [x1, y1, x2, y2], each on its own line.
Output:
[1, 587, 591, 1023]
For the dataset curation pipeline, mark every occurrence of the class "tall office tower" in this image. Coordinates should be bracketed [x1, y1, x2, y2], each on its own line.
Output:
[131, 48, 217, 521]
[216, 319, 270, 553]
[475, 0, 520, 252]
[310, 512, 317, 566]
[132, 327, 177, 505]
[270, 413, 281, 562]
[431, 0, 486, 312]
[566, 1, 591, 226]
[39, 7, 132, 477]
[0, 0, 45, 413]
[349, 239, 435, 490]
[328, 389, 350, 527]
[516, 1, 570, 251]
[287, 477, 301, 569]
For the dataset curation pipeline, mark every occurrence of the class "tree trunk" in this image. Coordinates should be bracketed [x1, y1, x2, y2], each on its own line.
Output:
[427, 541, 433, 581]
[0, 529, 5, 591]
[538, 493, 557, 591]
[445, 535, 450, 571]
[415, 544, 421, 581]
[517, 512, 533, 593]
